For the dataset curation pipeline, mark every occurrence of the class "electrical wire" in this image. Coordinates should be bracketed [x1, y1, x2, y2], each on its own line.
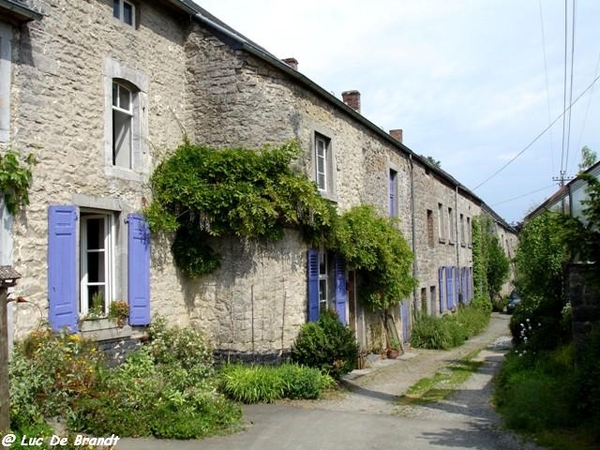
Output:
[538, 0, 555, 176]
[473, 71, 600, 191]
[560, 0, 569, 179]
[491, 184, 557, 207]
[564, 0, 577, 175]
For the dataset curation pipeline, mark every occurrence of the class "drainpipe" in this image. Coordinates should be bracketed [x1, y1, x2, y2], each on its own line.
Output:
[409, 154, 418, 316]
[455, 186, 461, 304]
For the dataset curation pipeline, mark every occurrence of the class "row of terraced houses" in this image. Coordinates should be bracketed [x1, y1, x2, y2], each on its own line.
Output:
[0, 0, 517, 358]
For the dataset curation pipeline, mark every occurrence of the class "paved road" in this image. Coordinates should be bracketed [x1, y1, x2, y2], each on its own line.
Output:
[118, 313, 543, 450]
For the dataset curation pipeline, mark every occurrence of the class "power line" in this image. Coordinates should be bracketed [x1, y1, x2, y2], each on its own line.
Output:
[473, 71, 600, 191]
[538, 0, 555, 176]
[491, 184, 557, 207]
[564, 0, 577, 174]
[560, 0, 569, 178]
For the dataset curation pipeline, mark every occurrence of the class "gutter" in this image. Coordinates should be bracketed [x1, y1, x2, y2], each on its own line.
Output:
[409, 153, 418, 315]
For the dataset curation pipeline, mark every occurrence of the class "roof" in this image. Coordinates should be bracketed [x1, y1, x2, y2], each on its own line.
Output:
[0, 0, 43, 23]
[525, 160, 600, 221]
[166, 0, 509, 228]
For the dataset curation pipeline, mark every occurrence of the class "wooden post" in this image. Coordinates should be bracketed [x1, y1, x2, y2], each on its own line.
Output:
[0, 286, 9, 434]
[0, 266, 21, 435]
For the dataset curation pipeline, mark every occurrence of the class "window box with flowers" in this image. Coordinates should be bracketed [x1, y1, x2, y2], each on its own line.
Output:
[80, 300, 132, 341]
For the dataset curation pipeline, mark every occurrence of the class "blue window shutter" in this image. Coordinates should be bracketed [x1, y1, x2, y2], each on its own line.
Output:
[389, 170, 397, 217]
[127, 213, 150, 326]
[446, 266, 453, 309]
[455, 267, 460, 306]
[334, 255, 347, 325]
[48, 205, 78, 332]
[438, 267, 445, 313]
[307, 249, 319, 322]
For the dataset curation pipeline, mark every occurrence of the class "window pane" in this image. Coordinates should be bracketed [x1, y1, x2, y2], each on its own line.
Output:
[113, 110, 132, 167]
[113, 0, 120, 19]
[112, 83, 118, 107]
[86, 218, 104, 250]
[118, 85, 131, 111]
[319, 279, 327, 301]
[88, 286, 106, 313]
[87, 251, 105, 283]
[123, 2, 134, 25]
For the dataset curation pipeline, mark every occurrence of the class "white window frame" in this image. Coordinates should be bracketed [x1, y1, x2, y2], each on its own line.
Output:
[104, 58, 149, 182]
[315, 135, 328, 192]
[112, 81, 134, 169]
[113, 0, 136, 27]
[79, 212, 116, 316]
[318, 249, 329, 314]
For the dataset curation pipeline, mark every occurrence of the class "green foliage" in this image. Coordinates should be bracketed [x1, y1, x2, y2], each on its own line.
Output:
[291, 309, 359, 380]
[218, 363, 334, 404]
[578, 145, 597, 172]
[10, 320, 241, 440]
[511, 211, 570, 349]
[144, 141, 335, 277]
[331, 205, 416, 311]
[410, 304, 491, 350]
[0, 149, 37, 215]
[472, 216, 510, 304]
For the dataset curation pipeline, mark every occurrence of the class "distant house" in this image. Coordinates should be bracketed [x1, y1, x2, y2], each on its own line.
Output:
[1, 0, 517, 359]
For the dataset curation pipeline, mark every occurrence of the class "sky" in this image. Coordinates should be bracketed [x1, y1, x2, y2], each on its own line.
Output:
[194, 0, 600, 224]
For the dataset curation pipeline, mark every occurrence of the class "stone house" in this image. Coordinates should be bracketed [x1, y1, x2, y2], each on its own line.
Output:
[1, 0, 517, 357]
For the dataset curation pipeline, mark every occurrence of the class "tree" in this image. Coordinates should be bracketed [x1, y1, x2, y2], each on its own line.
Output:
[424, 155, 441, 168]
[578, 145, 597, 173]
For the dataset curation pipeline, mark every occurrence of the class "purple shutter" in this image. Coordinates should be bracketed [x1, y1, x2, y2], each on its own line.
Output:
[334, 255, 347, 325]
[438, 267, 445, 313]
[48, 205, 78, 332]
[127, 213, 150, 326]
[446, 266, 453, 309]
[307, 249, 319, 322]
[468, 267, 473, 302]
[455, 267, 460, 306]
[460, 268, 466, 305]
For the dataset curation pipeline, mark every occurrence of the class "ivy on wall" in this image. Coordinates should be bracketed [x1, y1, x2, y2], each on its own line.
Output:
[0, 150, 37, 215]
[144, 141, 335, 277]
[331, 205, 416, 311]
[145, 140, 417, 314]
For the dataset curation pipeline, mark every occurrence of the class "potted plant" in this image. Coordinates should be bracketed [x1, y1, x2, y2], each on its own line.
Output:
[108, 300, 129, 328]
[386, 339, 401, 359]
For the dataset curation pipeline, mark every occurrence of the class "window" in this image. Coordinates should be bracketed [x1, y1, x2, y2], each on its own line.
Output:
[307, 249, 347, 324]
[0, 23, 11, 143]
[389, 169, 398, 217]
[315, 134, 329, 191]
[80, 213, 114, 316]
[466, 217, 472, 246]
[448, 207, 454, 243]
[318, 250, 330, 313]
[438, 203, 445, 242]
[460, 213, 465, 245]
[112, 82, 134, 168]
[427, 209, 434, 247]
[113, 0, 135, 26]
[48, 205, 151, 331]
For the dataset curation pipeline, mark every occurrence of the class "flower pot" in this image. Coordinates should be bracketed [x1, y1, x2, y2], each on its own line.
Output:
[386, 348, 400, 359]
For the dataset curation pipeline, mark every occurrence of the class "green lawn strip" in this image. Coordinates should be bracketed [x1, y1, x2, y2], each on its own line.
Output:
[397, 349, 484, 406]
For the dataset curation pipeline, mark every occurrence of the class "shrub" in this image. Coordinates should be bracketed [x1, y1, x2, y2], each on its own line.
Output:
[411, 304, 490, 350]
[218, 363, 334, 403]
[291, 310, 359, 380]
[10, 320, 242, 440]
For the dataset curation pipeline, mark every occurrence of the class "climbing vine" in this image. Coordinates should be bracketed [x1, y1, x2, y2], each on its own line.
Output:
[331, 205, 417, 311]
[144, 141, 335, 277]
[0, 149, 37, 215]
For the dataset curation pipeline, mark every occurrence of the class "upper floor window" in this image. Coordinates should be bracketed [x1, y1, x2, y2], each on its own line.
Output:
[389, 169, 398, 217]
[460, 213, 465, 245]
[113, 0, 135, 26]
[427, 209, 434, 247]
[0, 23, 11, 143]
[112, 82, 135, 168]
[438, 203, 445, 242]
[315, 134, 329, 192]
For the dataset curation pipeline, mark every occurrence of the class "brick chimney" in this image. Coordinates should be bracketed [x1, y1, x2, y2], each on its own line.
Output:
[341, 90, 361, 113]
[282, 57, 298, 70]
[389, 129, 403, 143]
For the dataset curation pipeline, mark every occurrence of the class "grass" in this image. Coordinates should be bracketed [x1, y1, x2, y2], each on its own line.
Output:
[397, 351, 483, 406]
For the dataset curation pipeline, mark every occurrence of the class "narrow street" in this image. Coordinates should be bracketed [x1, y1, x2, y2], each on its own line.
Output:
[119, 314, 542, 450]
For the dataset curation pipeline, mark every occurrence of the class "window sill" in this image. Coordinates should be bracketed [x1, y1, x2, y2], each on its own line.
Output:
[449, 241, 455, 246]
[438, 238, 446, 244]
[105, 165, 146, 183]
[461, 243, 466, 248]
[80, 318, 132, 341]
[319, 189, 338, 203]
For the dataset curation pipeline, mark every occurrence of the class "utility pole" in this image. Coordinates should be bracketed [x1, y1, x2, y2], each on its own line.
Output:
[0, 266, 20, 435]
[553, 171, 575, 215]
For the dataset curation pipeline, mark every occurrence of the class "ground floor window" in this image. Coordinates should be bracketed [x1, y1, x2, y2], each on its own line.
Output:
[307, 248, 347, 324]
